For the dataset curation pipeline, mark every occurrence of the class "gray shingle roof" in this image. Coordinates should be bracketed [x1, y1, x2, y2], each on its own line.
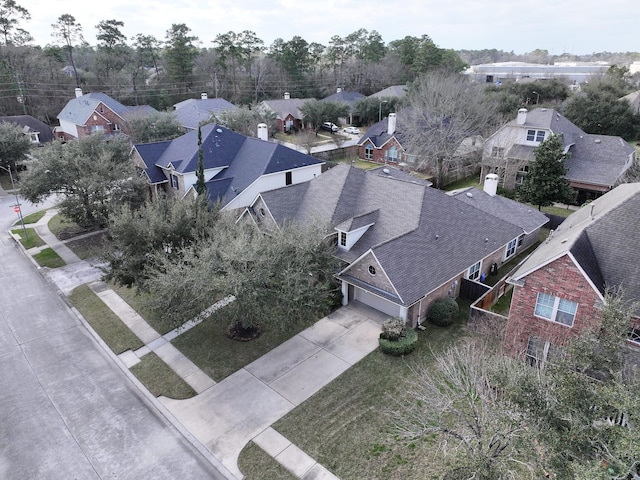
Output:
[258, 164, 534, 306]
[173, 98, 237, 130]
[0, 115, 54, 143]
[321, 91, 365, 111]
[134, 123, 323, 205]
[450, 188, 548, 234]
[261, 98, 313, 120]
[57, 92, 157, 125]
[358, 117, 406, 148]
[511, 183, 640, 313]
[368, 85, 407, 98]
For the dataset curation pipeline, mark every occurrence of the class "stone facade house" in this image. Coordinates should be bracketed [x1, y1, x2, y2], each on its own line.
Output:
[481, 108, 636, 203]
[241, 165, 548, 326]
[56, 89, 157, 141]
[131, 123, 324, 211]
[504, 183, 640, 365]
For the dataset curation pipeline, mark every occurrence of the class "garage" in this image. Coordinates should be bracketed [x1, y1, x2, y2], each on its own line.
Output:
[353, 288, 402, 318]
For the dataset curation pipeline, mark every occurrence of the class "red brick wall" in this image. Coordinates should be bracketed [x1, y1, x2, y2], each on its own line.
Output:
[357, 138, 404, 165]
[504, 254, 603, 357]
[77, 104, 127, 138]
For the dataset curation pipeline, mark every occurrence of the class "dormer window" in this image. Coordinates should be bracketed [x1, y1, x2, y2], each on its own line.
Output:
[339, 231, 347, 247]
[526, 129, 546, 143]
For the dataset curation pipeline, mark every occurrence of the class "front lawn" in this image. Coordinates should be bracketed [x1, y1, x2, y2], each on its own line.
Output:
[68, 285, 144, 354]
[110, 284, 177, 335]
[48, 213, 97, 240]
[65, 231, 109, 260]
[130, 352, 196, 399]
[11, 228, 45, 249]
[20, 210, 47, 224]
[256, 318, 469, 480]
[172, 308, 317, 382]
[33, 248, 66, 268]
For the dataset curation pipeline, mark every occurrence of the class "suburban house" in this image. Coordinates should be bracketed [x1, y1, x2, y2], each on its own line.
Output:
[321, 88, 365, 125]
[503, 182, 640, 365]
[0, 115, 54, 145]
[240, 165, 548, 326]
[357, 113, 483, 181]
[620, 90, 640, 114]
[481, 108, 636, 203]
[56, 89, 157, 140]
[131, 123, 324, 210]
[369, 85, 407, 99]
[173, 93, 237, 131]
[260, 93, 313, 133]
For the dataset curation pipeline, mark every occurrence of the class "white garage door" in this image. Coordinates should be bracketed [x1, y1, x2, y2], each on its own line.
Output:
[353, 288, 401, 318]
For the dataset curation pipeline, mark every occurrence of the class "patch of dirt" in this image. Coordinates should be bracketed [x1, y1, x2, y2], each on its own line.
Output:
[225, 322, 262, 341]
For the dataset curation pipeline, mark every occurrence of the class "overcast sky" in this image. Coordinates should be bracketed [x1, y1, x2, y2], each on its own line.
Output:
[23, 0, 635, 56]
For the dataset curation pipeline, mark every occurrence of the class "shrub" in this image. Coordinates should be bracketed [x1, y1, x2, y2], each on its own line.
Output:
[378, 328, 418, 356]
[381, 317, 406, 341]
[428, 297, 459, 327]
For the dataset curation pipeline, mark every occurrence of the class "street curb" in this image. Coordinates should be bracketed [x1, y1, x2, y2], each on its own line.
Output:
[7, 222, 239, 480]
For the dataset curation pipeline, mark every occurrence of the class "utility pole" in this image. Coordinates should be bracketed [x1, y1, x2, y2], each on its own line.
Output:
[14, 73, 28, 115]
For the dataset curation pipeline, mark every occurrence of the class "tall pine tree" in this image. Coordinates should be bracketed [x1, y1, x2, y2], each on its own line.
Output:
[518, 133, 575, 209]
[195, 126, 206, 197]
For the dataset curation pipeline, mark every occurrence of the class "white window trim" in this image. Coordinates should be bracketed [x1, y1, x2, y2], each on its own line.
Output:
[364, 144, 373, 160]
[468, 260, 481, 280]
[629, 327, 640, 346]
[505, 238, 518, 259]
[534, 292, 577, 327]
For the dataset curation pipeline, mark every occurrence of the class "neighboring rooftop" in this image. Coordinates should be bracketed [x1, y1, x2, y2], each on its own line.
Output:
[369, 85, 408, 98]
[173, 97, 237, 130]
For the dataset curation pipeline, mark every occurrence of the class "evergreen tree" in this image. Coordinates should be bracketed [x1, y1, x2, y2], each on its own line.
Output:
[518, 133, 575, 209]
[195, 126, 206, 196]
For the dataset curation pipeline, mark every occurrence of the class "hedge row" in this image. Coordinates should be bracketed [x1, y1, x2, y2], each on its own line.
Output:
[378, 328, 418, 356]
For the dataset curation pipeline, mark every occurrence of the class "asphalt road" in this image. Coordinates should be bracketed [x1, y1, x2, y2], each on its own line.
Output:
[0, 195, 231, 480]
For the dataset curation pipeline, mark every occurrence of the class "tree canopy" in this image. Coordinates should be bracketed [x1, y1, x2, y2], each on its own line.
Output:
[299, 100, 350, 132]
[0, 121, 31, 171]
[21, 134, 147, 228]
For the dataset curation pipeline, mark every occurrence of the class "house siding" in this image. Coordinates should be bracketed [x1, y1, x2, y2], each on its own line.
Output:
[357, 137, 405, 165]
[504, 254, 602, 357]
[345, 252, 396, 295]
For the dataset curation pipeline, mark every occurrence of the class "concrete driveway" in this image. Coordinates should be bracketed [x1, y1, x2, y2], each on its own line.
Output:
[161, 302, 388, 478]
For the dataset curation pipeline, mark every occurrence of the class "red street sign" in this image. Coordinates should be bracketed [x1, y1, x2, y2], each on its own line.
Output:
[13, 206, 19, 213]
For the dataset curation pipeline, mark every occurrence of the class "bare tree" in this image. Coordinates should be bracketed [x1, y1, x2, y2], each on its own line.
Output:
[399, 70, 499, 188]
[51, 14, 83, 88]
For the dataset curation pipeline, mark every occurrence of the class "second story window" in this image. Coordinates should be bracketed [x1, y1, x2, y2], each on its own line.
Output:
[526, 129, 546, 143]
[534, 293, 577, 326]
[339, 231, 347, 247]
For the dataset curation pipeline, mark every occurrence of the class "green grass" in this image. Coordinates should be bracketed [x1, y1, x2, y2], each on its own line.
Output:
[255, 317, 469, 480]
[48, 213, 96, 240]
[0, 173, 19, 191]
[68, 285, 144, 354]
[130, 352, 196, 399]
[491, 288, 513, 316]
[333, 157, 388, 170]
[110, 284, 178, 335]
[237, 442, 296, 480]
[33, 248, 66, 268]
[20, 210, 47, 224]
[443, 176, 482, 191]
[11, 228, 45, 249]
[65, 232, 109, 260]
[172, 310, 316, 382]
[538, 204, 575, 217]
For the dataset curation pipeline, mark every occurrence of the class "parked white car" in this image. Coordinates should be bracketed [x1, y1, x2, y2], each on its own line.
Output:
[343, 126, 360, 134]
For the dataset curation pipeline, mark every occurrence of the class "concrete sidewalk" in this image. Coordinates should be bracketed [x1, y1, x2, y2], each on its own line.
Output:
[161, 302, 387, 479]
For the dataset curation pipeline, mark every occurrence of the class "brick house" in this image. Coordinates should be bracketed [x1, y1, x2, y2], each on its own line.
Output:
[56, 89, 157, 141]
[260, 94, 313, 133]
[504, 183, 640, 365]
[240, 165, 548, 326]
[481, 108, 636, 204]
[356, 113, 483, 182]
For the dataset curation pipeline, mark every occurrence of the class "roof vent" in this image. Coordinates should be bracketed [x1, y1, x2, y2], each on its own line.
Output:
[594, 138, 601, 143]
[466, 192, 473, 198]
[435, 234, 439, 240]
[216, 128, 223, 133]
[382, 168, 390, 174]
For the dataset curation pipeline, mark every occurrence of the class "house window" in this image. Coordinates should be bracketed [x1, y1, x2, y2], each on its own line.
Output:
[526, 336, 561, 368]
[90, 125, 105, 134]
[28, 132, 40, 143]
[364, 144, 373, 160]
[259, 208, 266, 217]
[368, 265, 376, 275]
[468, 261, 481, 280]
[515, 165, 529, 185]
[285, 171, 292, 186]
[385, 146, 398, 163]
[491, 146, 505, 157]
[534, 293, 578, 326]
[339, 231, 347, 247]
[517, 234, 525, 247]
[505, 238, 518, 259]
[112, 123, 120, 132]
[629, 327, 640, 346]
[526, 129, 546, 143]
[171, 174, 179, 190]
